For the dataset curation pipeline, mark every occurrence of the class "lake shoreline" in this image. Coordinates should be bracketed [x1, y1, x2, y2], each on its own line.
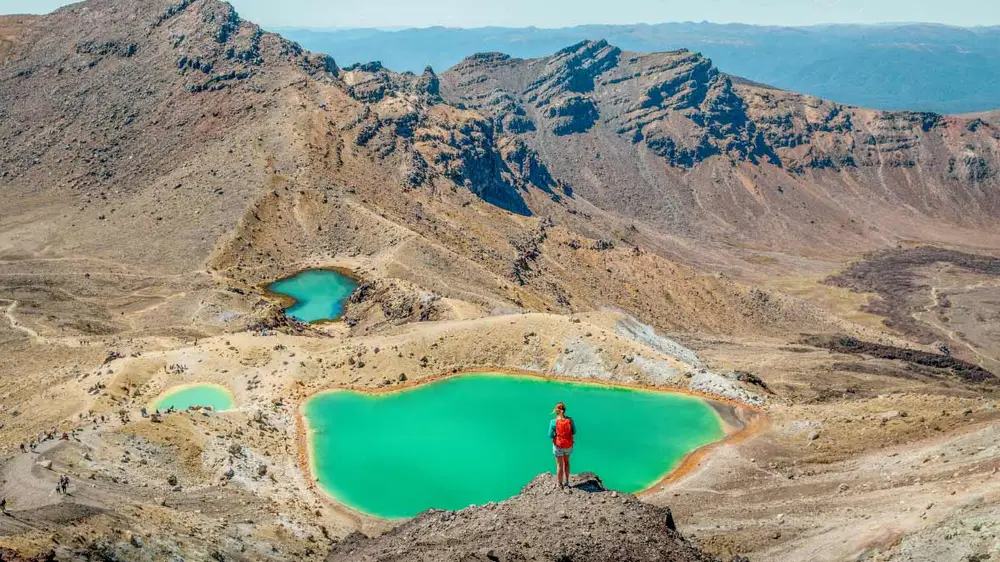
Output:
[149, 382, 237, 411]
[262, 266, 361, 325]
[296, 367, 766, 522]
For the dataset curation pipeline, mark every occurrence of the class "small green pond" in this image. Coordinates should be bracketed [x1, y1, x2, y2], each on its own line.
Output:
[152, 384, 235, 411]
[267, 269, 358, 323]
[303, 373, 725, 518]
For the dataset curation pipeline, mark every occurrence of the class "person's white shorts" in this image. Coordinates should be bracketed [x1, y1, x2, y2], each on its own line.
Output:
[553, 445, 573, 457]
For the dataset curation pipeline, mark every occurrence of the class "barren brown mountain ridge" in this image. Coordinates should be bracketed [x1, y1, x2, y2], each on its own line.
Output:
[0, 0, 998, 560]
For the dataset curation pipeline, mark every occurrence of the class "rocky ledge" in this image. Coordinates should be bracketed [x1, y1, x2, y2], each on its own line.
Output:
[329, 472, 744, 562]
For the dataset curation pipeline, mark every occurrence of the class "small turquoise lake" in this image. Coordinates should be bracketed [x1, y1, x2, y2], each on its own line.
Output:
[267, 269, 358, 323]
[152, 384, 235, 411]
[303, 373, 726, 519]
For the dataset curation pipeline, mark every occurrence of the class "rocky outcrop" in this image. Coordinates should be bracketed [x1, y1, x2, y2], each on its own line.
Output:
[343, 63, 394, 102]
[414, 65, 441, 102]
[950, 152, 996, 182]
[498, 137, 557, 193]
[485, 90, 536, 134]
[440, 116, 532, 214]
[328, 473, 725, 562]
[75, 39, 138, 58]
[546, 95, 600, 135]
[509, 220, 550, 286]
[344, 62, 443, 104]
[336, 62, 562, 213]
[524, 39, 621, 105]
[343, 278, 445, 331]
[0, 548, 56, 562]
[404, 110, 535, 214]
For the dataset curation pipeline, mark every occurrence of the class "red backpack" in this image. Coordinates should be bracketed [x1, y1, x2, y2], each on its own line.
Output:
[554, 417, 574, 448]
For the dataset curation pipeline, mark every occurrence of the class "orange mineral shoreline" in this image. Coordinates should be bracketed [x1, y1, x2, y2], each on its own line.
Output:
[641, 407, 768, 494]
[295, 366, 768, 523]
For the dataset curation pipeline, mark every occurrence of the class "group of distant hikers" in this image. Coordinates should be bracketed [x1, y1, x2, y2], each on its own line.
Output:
[0, 476, 69, 517]
[56, 474, 71, 495]
[18, 426, 75, 454]
[2, 403, 193, 516]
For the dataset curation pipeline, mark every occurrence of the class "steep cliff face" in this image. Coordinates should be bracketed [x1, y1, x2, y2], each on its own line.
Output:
[334, 58, 565, 215]
[441, 43, 781, 168]
[439, 40, 1000, 252]
[442, 40, 1000, 176]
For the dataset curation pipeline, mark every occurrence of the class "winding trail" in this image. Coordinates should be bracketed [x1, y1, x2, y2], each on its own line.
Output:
[2, 299, 45, 343]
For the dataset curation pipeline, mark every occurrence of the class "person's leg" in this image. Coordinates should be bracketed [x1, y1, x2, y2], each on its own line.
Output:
[563, 454, 571, 485]
[555, 453, 564, 486]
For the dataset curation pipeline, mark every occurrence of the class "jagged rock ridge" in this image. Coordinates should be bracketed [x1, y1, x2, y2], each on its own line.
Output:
[437, 40, 1000, 251]
[441, 39, 1000, 173]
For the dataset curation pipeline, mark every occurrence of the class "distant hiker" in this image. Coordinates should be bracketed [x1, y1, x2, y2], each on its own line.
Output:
[549, 402, 576, 489]
[141, 407, 148, 418]
[0, 495, 7, 515]
[19, 443, 25, 453]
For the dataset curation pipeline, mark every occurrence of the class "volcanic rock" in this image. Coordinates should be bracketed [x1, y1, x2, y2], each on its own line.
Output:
[328, 472, 718, 562]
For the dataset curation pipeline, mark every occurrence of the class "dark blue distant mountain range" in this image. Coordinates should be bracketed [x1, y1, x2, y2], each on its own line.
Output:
[277, 23, 1000, 114]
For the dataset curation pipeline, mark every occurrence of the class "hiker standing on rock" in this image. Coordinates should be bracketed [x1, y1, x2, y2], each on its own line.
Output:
[549, 402, 575, 489]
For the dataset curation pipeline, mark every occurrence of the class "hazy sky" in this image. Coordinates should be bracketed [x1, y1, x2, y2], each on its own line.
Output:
[3, 0, 999, 28]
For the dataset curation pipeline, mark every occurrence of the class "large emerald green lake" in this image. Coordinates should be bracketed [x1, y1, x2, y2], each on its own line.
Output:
[304, 373, 725, 518]
[267, 269, 358, 323]
[152, 384, 235, 411]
